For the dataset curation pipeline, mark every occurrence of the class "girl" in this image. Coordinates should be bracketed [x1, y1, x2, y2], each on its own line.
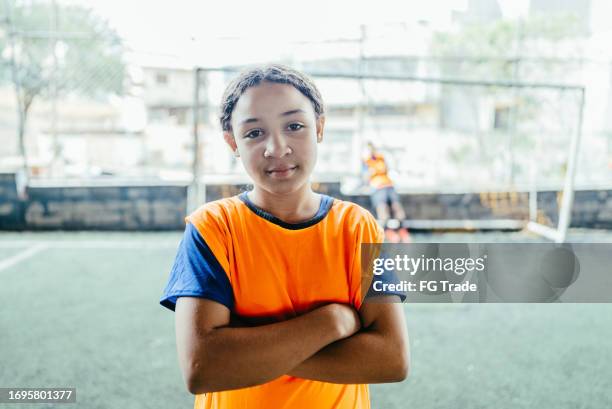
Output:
[160, 64, 409, 409]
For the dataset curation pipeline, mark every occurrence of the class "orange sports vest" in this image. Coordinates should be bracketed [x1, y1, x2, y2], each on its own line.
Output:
[186, 193, 383, 409]
[364, 154, 393, 190]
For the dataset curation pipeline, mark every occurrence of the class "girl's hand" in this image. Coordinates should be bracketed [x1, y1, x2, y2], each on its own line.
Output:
[323, 303, 362, 339]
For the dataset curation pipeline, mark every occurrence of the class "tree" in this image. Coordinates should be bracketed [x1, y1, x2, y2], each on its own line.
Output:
[430, 13, 585, 185]
[431, 13, 584, 83]
[0, 0, 125, 163]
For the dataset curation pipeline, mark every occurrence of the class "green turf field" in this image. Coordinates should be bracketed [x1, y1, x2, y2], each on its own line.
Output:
[1, 231, 611, 409]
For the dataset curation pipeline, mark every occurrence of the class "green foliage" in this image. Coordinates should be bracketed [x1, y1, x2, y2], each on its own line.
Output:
[430, 13, 585, 81]
[429, 13, 586, 182]
[0, 0, 125, 111]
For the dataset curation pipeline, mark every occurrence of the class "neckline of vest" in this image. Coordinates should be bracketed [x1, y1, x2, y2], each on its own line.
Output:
[238, 191, 334, 230]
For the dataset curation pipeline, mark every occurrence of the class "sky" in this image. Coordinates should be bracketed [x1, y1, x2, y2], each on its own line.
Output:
[58, 0, 612, 68]
[69, 0, 474, 42]
[58, 0, 527, 66]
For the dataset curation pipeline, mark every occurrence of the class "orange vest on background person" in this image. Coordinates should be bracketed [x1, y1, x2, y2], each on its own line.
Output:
[364, 153, 393, 190]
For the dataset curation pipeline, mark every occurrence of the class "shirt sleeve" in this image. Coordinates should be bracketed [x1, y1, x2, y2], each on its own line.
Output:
[364, 245, 407, 302]
[159, 222, 234, 312]
[359, 210, 407, 303]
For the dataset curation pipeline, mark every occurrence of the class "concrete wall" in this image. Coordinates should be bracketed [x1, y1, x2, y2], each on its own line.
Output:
[0, 173, 24, 229]
[1, 174, 611, 230]
[0, 175, 187, 231]
[204, 183, 612, 229]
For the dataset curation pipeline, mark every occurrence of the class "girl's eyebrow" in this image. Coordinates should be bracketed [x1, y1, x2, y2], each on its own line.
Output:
[239, 109, 306, 125]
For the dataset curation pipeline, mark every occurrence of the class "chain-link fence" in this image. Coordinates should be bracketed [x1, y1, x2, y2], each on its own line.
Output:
[2, 5, 611, 191]
[193, 67, 587, 193]
[0, 0, 127, 179]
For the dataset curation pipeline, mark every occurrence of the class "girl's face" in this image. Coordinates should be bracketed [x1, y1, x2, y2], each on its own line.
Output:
[225, 82, 325, 196]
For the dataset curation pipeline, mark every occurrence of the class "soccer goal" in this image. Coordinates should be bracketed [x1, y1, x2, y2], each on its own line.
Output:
[191, 67, 585, 243]
[308, 71, 585, 243]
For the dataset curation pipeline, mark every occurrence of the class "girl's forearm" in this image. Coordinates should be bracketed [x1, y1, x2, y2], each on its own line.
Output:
[287, 329, 409, 384]
[188, 305, 352, 394]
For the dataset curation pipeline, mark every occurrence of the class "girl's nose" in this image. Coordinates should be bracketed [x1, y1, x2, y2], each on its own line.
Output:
[264, 132, 292, 158]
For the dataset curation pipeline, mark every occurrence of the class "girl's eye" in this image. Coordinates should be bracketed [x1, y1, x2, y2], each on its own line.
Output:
[288, 123, 304, 131]
[244, 129, 263, 139]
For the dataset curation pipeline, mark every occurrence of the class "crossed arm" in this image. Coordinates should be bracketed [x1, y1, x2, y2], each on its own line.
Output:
[175, 296, 410, 395]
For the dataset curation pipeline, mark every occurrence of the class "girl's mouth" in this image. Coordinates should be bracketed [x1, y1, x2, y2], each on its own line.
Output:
[266, 165, 298, 178]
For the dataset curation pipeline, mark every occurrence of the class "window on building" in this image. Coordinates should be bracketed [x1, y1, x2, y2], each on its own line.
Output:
[156, 72, 168, 85]
[494, 105, 512, 130]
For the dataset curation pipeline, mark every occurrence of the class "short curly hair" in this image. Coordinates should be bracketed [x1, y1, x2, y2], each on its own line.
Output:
[219, 64, 325, 132]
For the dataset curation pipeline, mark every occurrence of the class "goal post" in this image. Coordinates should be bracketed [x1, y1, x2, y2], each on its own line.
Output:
[527, 86, 585, 243]
[192, 67, 585, 243]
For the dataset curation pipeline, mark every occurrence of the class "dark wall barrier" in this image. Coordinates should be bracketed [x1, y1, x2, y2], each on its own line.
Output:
[21, 182, 188, 231]
[205, 184, 612, 230]
[204, 182, 344, 204]
[0, 173, 24, 229]
[0, 175, 611, 230]
[395, 190, 611, 229]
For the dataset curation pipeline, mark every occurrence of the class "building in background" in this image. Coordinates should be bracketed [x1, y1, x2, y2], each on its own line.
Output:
[2, 1, 610, 191]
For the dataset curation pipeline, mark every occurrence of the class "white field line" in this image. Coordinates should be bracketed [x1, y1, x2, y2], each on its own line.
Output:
[0, 241, 179, 250]
[0, 244, 48, 272]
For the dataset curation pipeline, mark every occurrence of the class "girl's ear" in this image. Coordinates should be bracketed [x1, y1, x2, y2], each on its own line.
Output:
[223, 131, 239, 155]
[316, 115, 326, 143]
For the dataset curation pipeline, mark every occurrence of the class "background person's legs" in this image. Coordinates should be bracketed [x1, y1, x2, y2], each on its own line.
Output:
[371, 188, 400, 242]
[376, 203, 391, 221]
[378, 203, 401, 242]
[371, 188, 390, 221]
[387, 187, 411, 243]
[390, 201, 406, 220]
[385, 186, 405, 219]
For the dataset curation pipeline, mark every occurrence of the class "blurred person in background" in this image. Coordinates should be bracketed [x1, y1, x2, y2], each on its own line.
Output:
[362, 141, 411, 243]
